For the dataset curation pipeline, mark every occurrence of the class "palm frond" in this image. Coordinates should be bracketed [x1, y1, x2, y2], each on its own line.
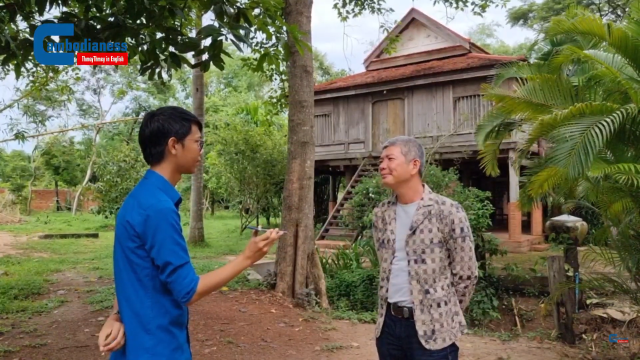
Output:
[550, 46, 640, 104]
[519, 102, 621, 164]
[591, 163, 640, 187]
[545, 105, 637, 179]
[522, 165, 568, 199]
[545, 7, 640, 77]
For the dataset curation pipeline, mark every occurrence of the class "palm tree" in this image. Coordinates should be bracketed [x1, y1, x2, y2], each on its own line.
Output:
[476, 4, 640, 212]
[475, 4, 640, 303]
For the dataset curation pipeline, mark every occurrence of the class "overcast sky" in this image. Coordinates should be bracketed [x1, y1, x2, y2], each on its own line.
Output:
[0, 0, 534, 153]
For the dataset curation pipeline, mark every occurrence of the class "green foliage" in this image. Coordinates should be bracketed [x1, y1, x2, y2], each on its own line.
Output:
[466, 22, 535, 57]
[319, 239, 379, 277]
[477, 5, 640, 308]
[0, 1, 299, 83]
[326, 268, 379, 313]
[506, 0, 631, 32]
[206, 102, 287, 231]
[0, 149, 32, 195]
[313, 49, 350, 84]
[39, 135, 83, 189]
[476, 5, 640, 212]
[85, 285, 115, 311]
[92, 141, 147, 217]
[344, 175, 391, 235]
[466, 274, 501, 323]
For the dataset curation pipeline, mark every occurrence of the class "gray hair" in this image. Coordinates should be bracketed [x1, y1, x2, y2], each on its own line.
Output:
[381, 136, 425, 176]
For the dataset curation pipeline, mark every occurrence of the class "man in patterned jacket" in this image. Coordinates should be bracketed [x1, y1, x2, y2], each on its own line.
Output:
[373, 135, 478, 360]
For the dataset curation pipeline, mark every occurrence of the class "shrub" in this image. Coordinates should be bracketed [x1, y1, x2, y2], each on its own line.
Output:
[319, 239, 378, 278]
[326, 267, 379, 313]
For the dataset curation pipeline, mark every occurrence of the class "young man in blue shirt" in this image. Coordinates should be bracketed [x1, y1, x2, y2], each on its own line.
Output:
[97, 106, 283, 358]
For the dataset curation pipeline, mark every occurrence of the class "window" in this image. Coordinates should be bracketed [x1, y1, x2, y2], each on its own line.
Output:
[452, 94, 493, 133]
[314, 113, 334, 144]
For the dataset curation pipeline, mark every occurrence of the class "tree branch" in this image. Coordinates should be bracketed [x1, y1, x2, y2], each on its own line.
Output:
[0, 117, 141, 144]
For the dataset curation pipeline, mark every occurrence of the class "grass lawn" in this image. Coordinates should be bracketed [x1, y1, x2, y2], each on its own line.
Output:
[0, 210, 275, 317]
[493, 249, 560, 276]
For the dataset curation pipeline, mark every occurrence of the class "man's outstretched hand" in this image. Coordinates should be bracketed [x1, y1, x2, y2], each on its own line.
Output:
[98, 315, 125, 353]
[240, 229, 284, 265]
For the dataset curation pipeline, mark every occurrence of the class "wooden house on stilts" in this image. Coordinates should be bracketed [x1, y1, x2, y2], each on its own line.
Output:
[313, 7, 546, 254]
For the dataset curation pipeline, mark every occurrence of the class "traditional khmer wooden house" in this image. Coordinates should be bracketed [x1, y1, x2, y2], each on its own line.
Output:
[313, 7, 546, 253]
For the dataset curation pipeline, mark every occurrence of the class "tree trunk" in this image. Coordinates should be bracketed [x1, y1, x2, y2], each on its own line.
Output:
[73, 127, 101, 216]
[26, 143, 38, 216]
[188, 13, 206, 245]
[209, 190, 215, 216]
[54, 179, 61, 211]
[275, 0, 328, 309]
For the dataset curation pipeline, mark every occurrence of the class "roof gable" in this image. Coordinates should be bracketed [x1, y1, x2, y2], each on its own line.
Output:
[363, 7, 488, 70]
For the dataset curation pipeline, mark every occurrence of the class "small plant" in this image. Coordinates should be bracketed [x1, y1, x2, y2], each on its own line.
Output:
[261, 269, 277, 290]
[319, 239, 378, 277]
[85, 285, 115, 311]
[321, 343, 347, 352]
[546, 233, 573, 248]
[325, 267, 378, 313]
[320, 324, 337, 332]
[0, 345, 19, 355]
[295, 288, 319, 310]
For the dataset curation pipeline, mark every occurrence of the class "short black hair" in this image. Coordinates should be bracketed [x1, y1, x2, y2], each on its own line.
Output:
[138, 106, 203, 166]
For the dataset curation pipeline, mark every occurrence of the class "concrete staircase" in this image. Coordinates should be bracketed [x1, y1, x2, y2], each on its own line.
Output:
[494, 232, 549, 253]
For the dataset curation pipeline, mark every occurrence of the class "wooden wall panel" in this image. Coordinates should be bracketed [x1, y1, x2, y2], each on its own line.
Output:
[347, 96, 366, 140]
[409, 84, 452, 136]
[372, 98, 405, 150]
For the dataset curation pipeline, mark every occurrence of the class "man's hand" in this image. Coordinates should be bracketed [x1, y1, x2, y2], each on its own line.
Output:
[239, 229, 284, 265]
[98, 315, 125, 353]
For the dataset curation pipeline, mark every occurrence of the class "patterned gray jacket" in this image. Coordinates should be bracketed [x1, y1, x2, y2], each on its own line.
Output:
[372, 184, 478, 350]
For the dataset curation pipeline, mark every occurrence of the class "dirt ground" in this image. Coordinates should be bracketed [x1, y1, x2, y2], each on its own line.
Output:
[0, 232, 27, 257]
[0, 271, 589, 360]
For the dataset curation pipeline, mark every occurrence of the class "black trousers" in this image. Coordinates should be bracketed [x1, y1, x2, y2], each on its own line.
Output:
[376, 305, 459, 360]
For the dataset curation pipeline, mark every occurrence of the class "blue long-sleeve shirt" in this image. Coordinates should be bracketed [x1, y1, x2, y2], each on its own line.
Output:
[110, 169, 200, 359]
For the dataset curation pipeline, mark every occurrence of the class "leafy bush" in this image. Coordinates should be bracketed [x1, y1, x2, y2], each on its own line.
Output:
[319, 239, 378, 277]
[93, 141, 147, 218]
[326, 267, 379, 313]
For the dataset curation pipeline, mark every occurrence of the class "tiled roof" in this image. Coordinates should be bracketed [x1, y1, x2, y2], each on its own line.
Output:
[315, 53, 526, 93]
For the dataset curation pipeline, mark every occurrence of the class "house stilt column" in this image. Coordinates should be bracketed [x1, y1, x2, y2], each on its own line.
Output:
[531, 202, 544, 236]
[501, 150, 530, 253]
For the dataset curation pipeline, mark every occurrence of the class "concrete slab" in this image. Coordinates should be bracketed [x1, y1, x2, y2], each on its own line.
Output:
[37, 232, 99, 239]
[249, 259, 275, 278]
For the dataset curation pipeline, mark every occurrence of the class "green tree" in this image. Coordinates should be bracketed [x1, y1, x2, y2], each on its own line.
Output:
[466, 22, 533, 57]
[206, 102, 287, 231]
[313, 49, 349, 83]
[1, 1, 293, 82]
[506, 0, 631, 32]
[0, 149, 32, 196]
[39, 135, 83, 211]
[93, 139, 147, 218]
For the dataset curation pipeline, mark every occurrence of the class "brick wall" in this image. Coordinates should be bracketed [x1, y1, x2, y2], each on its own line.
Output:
[0, 188, 99, 212]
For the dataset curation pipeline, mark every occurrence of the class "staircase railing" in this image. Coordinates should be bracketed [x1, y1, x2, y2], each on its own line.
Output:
[314, 156, 374, 242]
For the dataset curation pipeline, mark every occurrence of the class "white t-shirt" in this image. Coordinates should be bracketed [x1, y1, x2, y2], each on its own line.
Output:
[387, 200, 419, 307]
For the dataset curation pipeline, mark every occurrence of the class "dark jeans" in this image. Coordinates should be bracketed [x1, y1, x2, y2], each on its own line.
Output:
[376, 305, 459, 360]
